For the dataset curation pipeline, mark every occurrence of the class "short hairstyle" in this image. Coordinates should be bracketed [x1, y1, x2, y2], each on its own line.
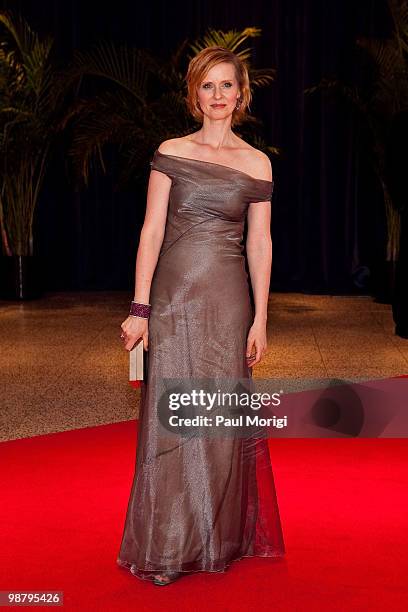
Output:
[185, 46, 252, 127]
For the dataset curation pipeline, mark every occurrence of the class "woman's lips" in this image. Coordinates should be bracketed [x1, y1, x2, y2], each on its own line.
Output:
[211, 104, 226, 108]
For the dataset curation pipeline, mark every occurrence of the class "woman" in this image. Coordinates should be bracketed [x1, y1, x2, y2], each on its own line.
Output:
[117, 46, 285, 586]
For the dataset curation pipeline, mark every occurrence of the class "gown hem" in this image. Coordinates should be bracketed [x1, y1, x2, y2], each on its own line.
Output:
[116, 549, 286, 580]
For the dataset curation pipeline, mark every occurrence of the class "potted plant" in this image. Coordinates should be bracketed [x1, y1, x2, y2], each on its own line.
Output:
[0, 11, 63, 299]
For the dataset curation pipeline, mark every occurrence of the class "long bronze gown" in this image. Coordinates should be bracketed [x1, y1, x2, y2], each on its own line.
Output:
[117, 149, 285, 581]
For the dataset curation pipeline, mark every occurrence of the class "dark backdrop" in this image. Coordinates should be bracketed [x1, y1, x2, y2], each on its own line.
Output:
[1, 0, 390, 294]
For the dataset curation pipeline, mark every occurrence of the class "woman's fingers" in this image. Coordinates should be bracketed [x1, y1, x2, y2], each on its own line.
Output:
[246, 337, 256, 364]
[248, 340, 259, 366]
[120, 329, 140, 352]
[246, 337, 266, 367]
[125, 337, 135, 352]
[127, 337, 141, 351]
[142, 331, 149, 351]
[253, 341, 263, 366]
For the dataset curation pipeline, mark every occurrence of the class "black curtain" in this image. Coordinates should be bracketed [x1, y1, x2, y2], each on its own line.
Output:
[1, 0, 390, 293]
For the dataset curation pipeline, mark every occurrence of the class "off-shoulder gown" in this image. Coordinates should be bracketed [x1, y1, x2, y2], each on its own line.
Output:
[117, 149, 285, 580]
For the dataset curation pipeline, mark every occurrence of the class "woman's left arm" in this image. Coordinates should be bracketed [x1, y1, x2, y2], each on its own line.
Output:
[245, 193, 272, 367]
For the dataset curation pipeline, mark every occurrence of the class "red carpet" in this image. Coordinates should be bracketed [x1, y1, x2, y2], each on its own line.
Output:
[1, 422, 407, 611]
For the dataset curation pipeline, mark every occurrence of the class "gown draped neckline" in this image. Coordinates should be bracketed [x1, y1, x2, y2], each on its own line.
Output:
[154, 149, 274, 188]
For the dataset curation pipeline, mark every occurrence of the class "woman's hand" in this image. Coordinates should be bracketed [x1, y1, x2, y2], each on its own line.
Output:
[120, 316, 149, 352]
[246, 320, 268, 367]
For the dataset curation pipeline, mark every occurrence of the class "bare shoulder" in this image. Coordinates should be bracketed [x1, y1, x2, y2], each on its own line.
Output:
[239, 144, 273, 182]
[156, 137, 191, 156]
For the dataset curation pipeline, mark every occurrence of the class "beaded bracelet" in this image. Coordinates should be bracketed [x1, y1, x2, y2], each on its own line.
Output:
[129, 301, 151, 319]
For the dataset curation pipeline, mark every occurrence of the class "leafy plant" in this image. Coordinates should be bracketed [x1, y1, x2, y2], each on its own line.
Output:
[304, 0, 408, 262]
[58, 27, 278, 189]
[0, 11, 62, 256]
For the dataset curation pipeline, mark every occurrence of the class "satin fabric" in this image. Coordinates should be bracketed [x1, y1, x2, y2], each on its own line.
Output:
[117, 150, 285, 580]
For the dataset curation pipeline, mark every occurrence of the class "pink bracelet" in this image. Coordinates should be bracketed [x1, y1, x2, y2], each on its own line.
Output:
[129, 301, 151, 319]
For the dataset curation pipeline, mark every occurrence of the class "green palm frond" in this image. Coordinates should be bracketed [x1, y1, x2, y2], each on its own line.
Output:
[0, 11, 54, 100]
[189, 27, 262, 60]
[168, 38, 190, 72]
[389, 0, 408, 51]
[357, 37, 405, 80]
[241, 132, 280, 157]
[66, 42, 153, 104]
[305, 79, 366, 112]
[0, 11, 37, 59]
[68, 97, 135, 185]
[248, 67, 276, 88]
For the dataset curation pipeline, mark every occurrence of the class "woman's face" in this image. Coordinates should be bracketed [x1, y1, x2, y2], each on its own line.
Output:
[197, 62, 241, 120]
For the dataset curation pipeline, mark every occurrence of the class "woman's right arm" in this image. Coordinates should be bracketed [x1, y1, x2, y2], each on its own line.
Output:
[120, 166, 171, 352]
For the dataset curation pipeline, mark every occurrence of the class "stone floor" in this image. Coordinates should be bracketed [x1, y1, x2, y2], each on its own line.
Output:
[0, 292, 407, 442]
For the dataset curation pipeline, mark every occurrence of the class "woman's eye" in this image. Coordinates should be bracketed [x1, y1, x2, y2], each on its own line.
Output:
[202, 82, 233, 89]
